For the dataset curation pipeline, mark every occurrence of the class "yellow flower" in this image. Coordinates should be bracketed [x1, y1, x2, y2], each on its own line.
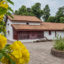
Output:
[10, 41, 21, 50]
[0, 4, 8, 9]
[11, 50, 22, 59]
[18, 59, 25, 64]
[9, 41, 30, 64]
[0, 34, 7, 50]
[0, 0, 8, 9]
[0, 0, 8, 21]
[17, 41, 26, 49]
[1, 57, 9, 64]
[22, 49, 30, 63]
[0, 1, 5, 4]
[0, 15, 4, 21]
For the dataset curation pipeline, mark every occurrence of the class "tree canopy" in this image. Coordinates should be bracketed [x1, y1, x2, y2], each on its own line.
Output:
[15, 3, 43, 18]
[42, 5, 50, 22]
[55, 6, 64, 23]
[31, 3, 43, 18]
[47, 16, 56, 22]
[46, 6, 64, 23]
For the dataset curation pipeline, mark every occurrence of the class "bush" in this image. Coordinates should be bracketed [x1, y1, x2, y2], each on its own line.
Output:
[0, 34, 30, 64]
[54, 36, 64, 51]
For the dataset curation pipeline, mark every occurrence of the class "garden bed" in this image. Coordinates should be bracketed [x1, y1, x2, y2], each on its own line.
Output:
[51, 48, 64, 58]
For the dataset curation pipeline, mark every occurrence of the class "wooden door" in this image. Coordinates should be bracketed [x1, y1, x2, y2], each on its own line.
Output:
[13, 29, 18, 40]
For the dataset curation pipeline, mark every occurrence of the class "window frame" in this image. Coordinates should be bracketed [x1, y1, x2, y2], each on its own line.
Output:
[49, 31, 51, 35]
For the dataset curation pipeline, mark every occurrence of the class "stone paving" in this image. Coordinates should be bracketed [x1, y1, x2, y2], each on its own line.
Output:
[22, 41, 64, 64]
[8, 40, 64, 64]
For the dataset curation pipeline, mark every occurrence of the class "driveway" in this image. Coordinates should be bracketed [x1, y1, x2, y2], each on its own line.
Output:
[23, 41, 64, 64]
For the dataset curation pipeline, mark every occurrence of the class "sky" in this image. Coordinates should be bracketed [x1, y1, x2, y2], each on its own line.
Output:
[10, 0, 64, 16]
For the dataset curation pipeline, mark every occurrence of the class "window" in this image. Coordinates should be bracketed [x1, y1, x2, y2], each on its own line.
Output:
[8, 23, 9, 26]
[55, 31, 56, 37]
[49, 31, 51, 35]
[8, 30, 10, 34]
[26, 22, 29, 25]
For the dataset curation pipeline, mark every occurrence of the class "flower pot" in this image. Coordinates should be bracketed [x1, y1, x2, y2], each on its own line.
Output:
[51, 48, 64, 58]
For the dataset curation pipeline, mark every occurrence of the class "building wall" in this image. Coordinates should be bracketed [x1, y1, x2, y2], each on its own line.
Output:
[13, 21, 40, 25]
[6, 19, 13, 40]
[44, 31, 64, 40]
[44, 31, 56, 40]
[56, 31, 64, 38]
[6, 19, 41, 41]
[29, 22, 40, 25]
[6, 19, 64, 41]
[12, 22, 26, 24]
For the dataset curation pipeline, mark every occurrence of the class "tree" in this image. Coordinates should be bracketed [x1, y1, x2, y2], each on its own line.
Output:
[15, 5, 34, 16]
[31, 3, 43, 18]
[47, 16, 56, 22]
[55, 6, 64, 23]
[15, 10, 19, 15]
[15, 3, 43, 18]
[42, 5, 50, 22]
[60, 17, 64, 23]
[15, 5, 27, 15]
[27, 8, 31, 12]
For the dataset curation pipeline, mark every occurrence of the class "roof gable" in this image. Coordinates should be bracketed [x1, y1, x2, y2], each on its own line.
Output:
[8, 15, 42, 23]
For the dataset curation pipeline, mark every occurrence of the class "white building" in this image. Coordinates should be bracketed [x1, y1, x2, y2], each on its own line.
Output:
[6, 15, 64, 42]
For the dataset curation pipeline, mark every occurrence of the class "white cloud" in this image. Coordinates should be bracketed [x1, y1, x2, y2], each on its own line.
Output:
[10, 0, 64, 16]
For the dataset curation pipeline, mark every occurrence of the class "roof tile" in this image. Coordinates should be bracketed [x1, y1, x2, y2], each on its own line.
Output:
[8, 15, 42, 23]
[12, 22, 64, 31]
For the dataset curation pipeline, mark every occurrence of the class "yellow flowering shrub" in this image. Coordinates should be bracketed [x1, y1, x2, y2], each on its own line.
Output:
[0, 0, 8, 35]
[0, 0, 8, 16]
[0, 34, 7, 50]
[0, 36, 30, 64]
[0, 0, 30, 64]
[1, 57, 9, 64]
[0, 1, 8, 9]
[10, 41, 30, 64]
[0, 15, 4, 21]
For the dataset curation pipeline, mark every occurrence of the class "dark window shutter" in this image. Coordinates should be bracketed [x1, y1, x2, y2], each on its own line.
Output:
[49, 31, 51, 35]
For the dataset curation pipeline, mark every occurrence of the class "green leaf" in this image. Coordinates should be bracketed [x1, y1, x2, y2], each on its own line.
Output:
[6, 12, 13, 18]
[0, 53, 3, 60]
[7, 0, 14, 5]
[8, 6, 13, 12]
[0, 7, 7, 15]
[0, 50, 16, 64]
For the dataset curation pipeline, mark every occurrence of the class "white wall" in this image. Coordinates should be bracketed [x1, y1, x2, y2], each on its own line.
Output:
[6, 19, 13, 40]
[12, 22, 26, 24]
[44, 31, 56, 40]
[13, 21, 40, 25]
[56, 31, 64, 38]
[29, 22, 40, 25]
[44, 31, 64, 40]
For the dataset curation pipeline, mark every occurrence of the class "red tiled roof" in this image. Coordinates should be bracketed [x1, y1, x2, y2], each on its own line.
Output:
[41, 22, 64, 30]
[8, 15, 42, 23]
[12, 22, 64, 31]
[12, 24, 44, 31]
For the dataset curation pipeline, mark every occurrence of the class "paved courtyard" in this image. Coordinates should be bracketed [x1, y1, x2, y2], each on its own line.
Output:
[23, 41, 64, 64]
[8, 40, 64, 64]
